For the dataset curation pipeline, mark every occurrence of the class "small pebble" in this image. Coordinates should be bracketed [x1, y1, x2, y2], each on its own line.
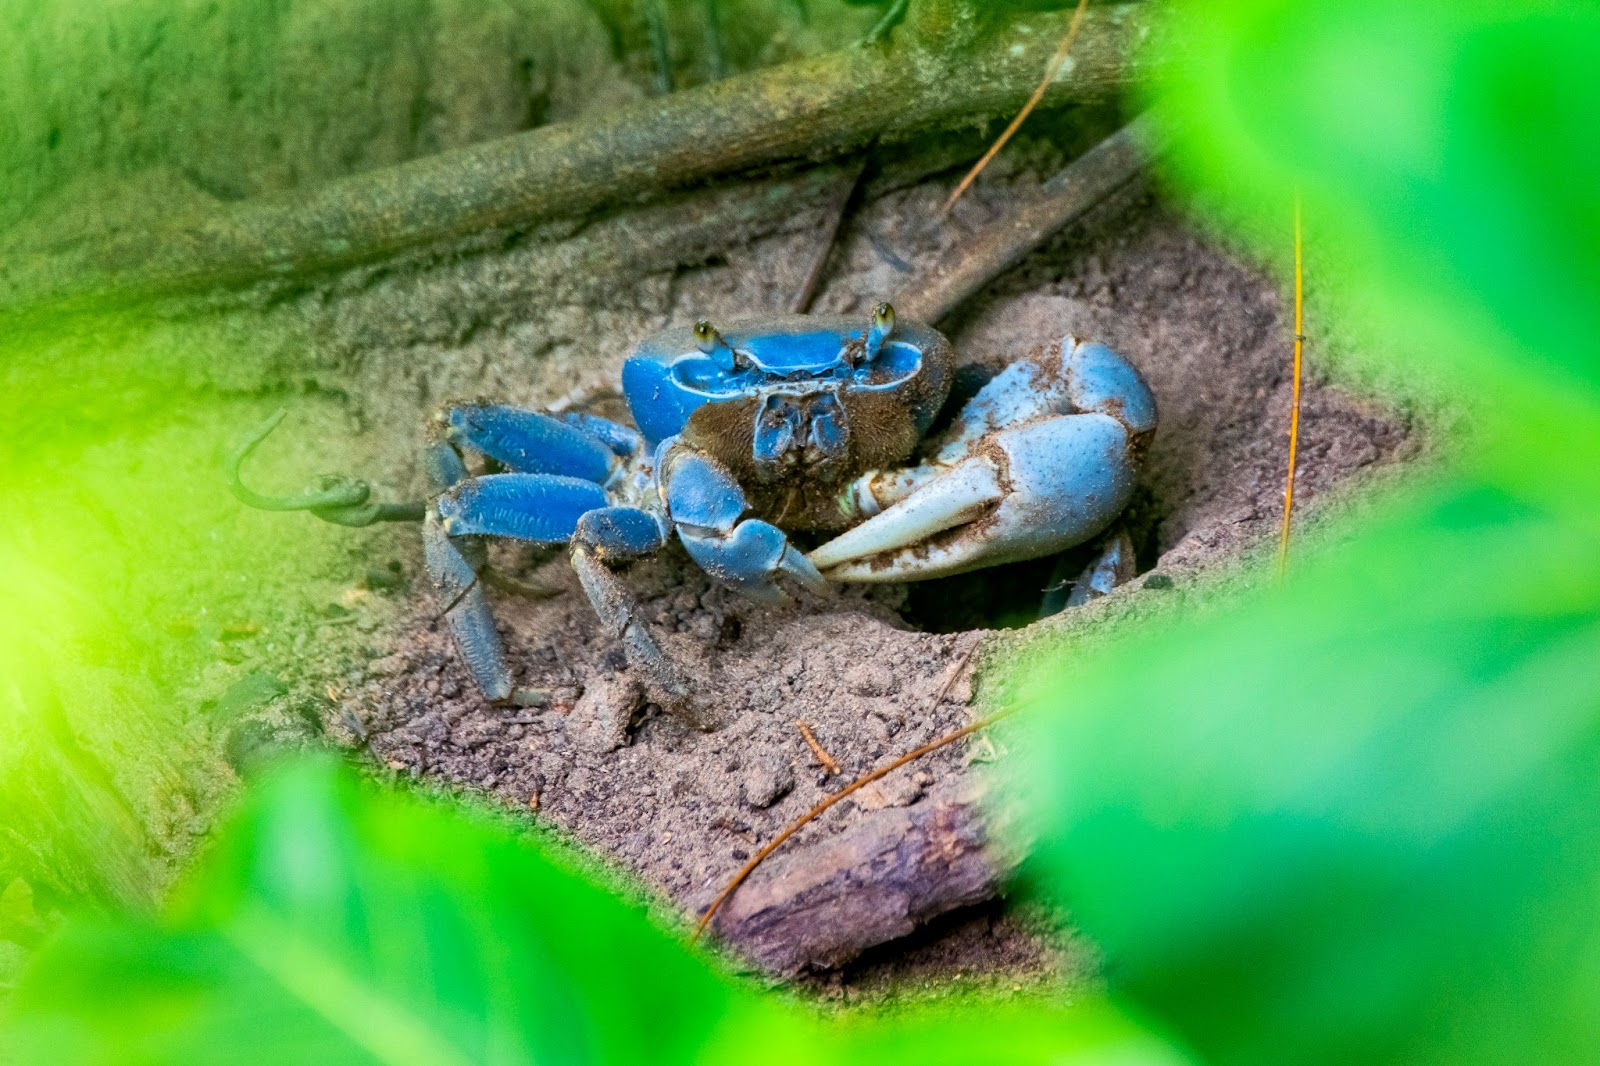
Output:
[742, 755, 795, 810]
[853, 773, 924, 811]
[844, 662, 892, 698]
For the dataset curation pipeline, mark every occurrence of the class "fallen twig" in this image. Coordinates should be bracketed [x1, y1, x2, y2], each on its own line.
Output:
[897, 112, 1163, 325]
[2, 5, 1148, 318]
[713, 775, 1017, 973]
[790, 153, 872, 314]
[1278, 195, 1305, 578]
[694, 638, 988, 943]
[795, 721, 842, 776]
[942, 0, 1091, 215]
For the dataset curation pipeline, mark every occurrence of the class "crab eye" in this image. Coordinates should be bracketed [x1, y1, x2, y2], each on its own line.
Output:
[874, 302, 896, 334]
[693, 320, 719, 354]
[864, 302, 896, 362]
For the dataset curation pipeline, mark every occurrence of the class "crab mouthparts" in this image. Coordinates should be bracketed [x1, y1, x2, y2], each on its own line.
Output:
[752, 392, 849, 469]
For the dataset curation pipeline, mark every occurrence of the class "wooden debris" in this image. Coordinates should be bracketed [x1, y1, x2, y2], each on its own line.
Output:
[694, 640, 987, 943]
[1, 5, 1150, 316]
[942, 0, 1092, 214]
[898, 112, 1164, 325]
[710, 777, 1025, 974]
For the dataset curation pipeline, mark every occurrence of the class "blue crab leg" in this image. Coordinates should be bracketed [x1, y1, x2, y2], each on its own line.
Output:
[431, 472, 692, 707]
[435, 403, 616, 483]
[1038, 530, 1139, 618]
[1064, 532, 1138, 609]
[435, 474, 608, 542]
[560, 412, 643, 458]
[567, 507, 696, 712]
[423, 513, 513, 702]
[661, 446, 826, 602]
[424, 472, 608, 702]
[810, 338, 1156, 581]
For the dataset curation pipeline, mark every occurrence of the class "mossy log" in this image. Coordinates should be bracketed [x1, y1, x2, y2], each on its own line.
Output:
[1, 4, 1151, 317]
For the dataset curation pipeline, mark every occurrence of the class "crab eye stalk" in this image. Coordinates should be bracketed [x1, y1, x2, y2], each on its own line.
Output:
[693, 320, 721, 353]
[695, 319, 739, 372]
[865, 302, 896, 362]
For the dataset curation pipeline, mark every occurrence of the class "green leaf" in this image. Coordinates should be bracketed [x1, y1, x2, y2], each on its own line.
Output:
[830, 999, 1194, 1066]
[1016, 478, 1600, 1065]
[2, 758, 789, 1066]
[2, 757, 1188, 1066]
[1147, 0, 1600, 499]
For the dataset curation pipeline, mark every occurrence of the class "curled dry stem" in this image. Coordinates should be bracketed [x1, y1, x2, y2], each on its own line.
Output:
[693, 637, 996, 944]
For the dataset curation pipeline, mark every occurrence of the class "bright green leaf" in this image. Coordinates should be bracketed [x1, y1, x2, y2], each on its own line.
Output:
[1148, 0, 1600, 500]
[1016, 478, 1600, 1065]
[831, 999, 1194, 1066]
[2, 759, 791, 1066]
[2, 758, 1187, 1066]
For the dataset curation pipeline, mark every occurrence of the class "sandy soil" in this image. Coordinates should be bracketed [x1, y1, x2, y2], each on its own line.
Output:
[225, 145, 1417, 990]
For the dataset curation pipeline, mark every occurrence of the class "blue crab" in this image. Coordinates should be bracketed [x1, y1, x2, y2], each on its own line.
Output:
[232, 305, 1155, 711]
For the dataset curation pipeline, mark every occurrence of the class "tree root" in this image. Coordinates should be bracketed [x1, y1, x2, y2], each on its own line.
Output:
[898, 111, 1164, 324]
[1, 5, 1150, 317]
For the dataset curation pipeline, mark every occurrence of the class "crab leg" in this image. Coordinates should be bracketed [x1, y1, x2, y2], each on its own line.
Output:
[422, 472, 605, 702]
[434, 473, 608, 542]
[435, 403, 620, 483]
[558, 412, 644, 458]
[423, 514, 513, 701]
[810, 338, 1156, 581]
[660, 445, 826, 602]
[428, 469, 693, 705]
[568, 506, 690, 709]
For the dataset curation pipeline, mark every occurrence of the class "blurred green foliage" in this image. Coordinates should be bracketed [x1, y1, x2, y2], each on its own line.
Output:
[0, 0, 870, 241]
[1019, 1, 1600, 1064]
[1021, 481, 1600, 1064]
[5, 0, 1599, 1062]
[2, 759, 1190, 1066]
[1142, 0, 1600, 503]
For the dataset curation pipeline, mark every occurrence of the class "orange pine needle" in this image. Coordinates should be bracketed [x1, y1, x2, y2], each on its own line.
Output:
[1277, 195, 1304, 577]
[693, 640, 989, 943]
[941, 0, 1091, 216]
[796, 721, 842, 776]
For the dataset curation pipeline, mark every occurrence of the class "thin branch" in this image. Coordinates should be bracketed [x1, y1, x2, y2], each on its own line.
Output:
[790, 152, 871, 314]
[896, 112, 1162, 325]
[694, 638, 988, 943]
[795, 721, 842, 776]
[942, 0, 1091, 215]
[1278, 195, 1304, 578]
[2, 5, 1148, 318]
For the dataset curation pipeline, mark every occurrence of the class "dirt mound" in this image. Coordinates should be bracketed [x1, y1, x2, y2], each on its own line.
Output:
[240, 174, 1414, 988]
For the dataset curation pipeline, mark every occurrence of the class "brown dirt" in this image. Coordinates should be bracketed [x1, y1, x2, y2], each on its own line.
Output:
[224, 143, 1418, 992]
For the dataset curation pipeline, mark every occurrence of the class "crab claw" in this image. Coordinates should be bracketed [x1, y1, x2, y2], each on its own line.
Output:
[681, 518, 827, 603]
[809, 413, 1141, 581]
